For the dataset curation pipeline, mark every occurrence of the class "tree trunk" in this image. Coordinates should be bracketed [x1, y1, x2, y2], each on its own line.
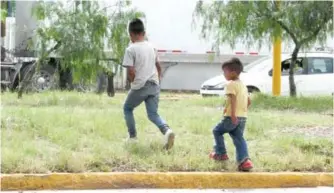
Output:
[1, 21, 6, 38]
[125, 79, 131, 90]
[59, 66, 73, 90]
[289, 45, 300, 97]
[107, 73, 115, 97]
[96, 72, 107, 94]
[17, 62, 36, 98]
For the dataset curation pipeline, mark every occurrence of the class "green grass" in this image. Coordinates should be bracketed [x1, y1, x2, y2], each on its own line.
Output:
[192, 93, 333, 113]
[1, 92, 333, 173]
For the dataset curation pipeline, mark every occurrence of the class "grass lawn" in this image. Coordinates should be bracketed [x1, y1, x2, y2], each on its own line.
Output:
[1, 92, 333, 173]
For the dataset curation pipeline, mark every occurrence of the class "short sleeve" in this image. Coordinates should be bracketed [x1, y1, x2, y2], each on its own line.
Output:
[225, 81, 236, 95]
[122, 48, 134, 67]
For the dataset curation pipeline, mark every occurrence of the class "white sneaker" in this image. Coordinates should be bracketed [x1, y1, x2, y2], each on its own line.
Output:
[164, 129, 175, 150]
[124, 137, 138, 143]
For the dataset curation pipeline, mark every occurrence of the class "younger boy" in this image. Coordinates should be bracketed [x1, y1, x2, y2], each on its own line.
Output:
[209, 58, 253, 171]
[122, 18, 175, 150]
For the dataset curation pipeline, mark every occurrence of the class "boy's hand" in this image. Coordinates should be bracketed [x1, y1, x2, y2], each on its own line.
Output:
[231, 115, 239, 125]
[227, 94, 238, 125]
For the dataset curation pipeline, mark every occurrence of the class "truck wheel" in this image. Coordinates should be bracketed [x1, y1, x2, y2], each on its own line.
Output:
[30, 64, 57, 92]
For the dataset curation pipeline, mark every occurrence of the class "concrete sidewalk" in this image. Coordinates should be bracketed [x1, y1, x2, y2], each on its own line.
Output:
[1, 172, 333, 191]
[2, 188, 334, 193]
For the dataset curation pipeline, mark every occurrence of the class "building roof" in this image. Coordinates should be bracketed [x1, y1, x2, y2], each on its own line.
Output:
[157, 53, 265, 64]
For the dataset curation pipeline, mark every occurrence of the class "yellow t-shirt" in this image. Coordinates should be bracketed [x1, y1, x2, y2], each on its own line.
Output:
[224, 80, 248, 117]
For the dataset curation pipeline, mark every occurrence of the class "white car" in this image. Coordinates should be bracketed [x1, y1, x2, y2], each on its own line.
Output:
[200, 52, 334, 97]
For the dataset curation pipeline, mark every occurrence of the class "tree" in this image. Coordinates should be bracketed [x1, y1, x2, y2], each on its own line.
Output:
[1, 1, 16, 48]
[1, 1, 8, 60]
[1, 1, 7, 35]
[193, 1, 333, 97]
[28, 0, 144, 96]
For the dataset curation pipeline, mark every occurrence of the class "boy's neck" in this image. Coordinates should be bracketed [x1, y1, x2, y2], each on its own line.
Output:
[133, 36, 145, 43]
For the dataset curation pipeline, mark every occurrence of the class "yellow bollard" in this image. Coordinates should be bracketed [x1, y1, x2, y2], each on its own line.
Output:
[272, 38, 281, 96]
[272, 0, 282, 96]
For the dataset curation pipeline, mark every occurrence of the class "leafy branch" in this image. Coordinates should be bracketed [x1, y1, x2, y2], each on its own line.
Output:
[30, 0, 144, 83]
[193, 1, 333, 97]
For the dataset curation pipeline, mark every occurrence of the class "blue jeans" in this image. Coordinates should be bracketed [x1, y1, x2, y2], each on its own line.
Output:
[123, 81, 169, 138]
[212, 117, 249, 163]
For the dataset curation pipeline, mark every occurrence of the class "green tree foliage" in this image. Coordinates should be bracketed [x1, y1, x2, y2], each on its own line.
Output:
[1, 6, 7, 22]
[1, 2, 7, 39]
[193, 1, 333, 96]
[31, 0, 144, 83]
[1, 1, 16, 37]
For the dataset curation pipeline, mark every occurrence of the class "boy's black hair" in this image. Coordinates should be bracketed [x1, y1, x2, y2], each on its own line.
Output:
[222, 57, 243, 75]
[128, 18, 145, 34]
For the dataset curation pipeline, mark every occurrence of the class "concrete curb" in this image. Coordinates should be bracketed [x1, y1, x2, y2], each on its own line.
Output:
[1, 172, 333, 190]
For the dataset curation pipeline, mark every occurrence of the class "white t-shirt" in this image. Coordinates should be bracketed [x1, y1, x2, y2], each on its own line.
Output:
[122, 41, 159, 90]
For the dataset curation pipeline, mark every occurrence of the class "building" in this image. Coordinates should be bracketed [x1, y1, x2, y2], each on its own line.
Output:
[157, 51, 263, 91]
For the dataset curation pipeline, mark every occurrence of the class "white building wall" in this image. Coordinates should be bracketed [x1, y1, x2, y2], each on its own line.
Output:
[113, 56, 265, 91]
[160, 62, 221, 91]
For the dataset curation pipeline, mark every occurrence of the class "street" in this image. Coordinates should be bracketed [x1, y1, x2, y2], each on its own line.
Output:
[2, 188, 333, 193]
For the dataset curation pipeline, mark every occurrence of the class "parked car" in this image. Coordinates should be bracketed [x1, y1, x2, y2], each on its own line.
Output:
[200, 52, 334, 97]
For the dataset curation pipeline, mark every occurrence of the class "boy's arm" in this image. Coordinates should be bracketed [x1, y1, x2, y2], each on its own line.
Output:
[225, 82, 238, 124]
[227, 94, 237, 117]
[127, 67, 135, 82]
[155, 49, 162, 81]
[122, 48, 135, 82]
[156, 60, 162, 81]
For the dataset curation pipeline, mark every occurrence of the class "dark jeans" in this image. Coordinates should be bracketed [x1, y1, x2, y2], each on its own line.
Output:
[123, 81, 169, 138]
[213, 117, 249, 163]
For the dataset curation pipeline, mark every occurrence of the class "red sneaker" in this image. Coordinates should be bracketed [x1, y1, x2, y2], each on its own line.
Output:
[209, 152, 229, 161]
[238, 159, 253, 171]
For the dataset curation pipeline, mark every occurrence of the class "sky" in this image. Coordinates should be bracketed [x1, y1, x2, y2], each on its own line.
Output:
[130, 0, 211, 53]
[12, 0, 333, 55]
[127, 0, 333, 54]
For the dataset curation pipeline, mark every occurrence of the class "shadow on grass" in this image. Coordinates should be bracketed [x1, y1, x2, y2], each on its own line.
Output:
[124, 141, 165, 158]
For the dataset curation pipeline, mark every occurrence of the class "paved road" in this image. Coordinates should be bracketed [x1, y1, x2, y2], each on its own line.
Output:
[3, 188, 333, 193]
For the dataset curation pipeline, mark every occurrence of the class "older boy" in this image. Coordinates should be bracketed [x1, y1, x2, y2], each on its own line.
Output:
[122, 18, 175, 150]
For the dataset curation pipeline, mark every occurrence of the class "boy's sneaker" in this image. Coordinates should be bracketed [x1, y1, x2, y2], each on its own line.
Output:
[124, 137, 138, 143]
[164, 129, 175, 150]
[238, 159, 253, 171]
[209, 152, 229, 161]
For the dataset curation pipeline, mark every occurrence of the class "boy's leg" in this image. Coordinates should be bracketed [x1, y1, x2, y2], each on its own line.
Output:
[145, 93, 169, 134]
[144, 82, 174, 149]
[212, 117, 237, 155]
[123, 88, 147, 138]
[145, 95, 168, 134]
[228, 118, 250, 163]
[144, 82, 170, 133]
